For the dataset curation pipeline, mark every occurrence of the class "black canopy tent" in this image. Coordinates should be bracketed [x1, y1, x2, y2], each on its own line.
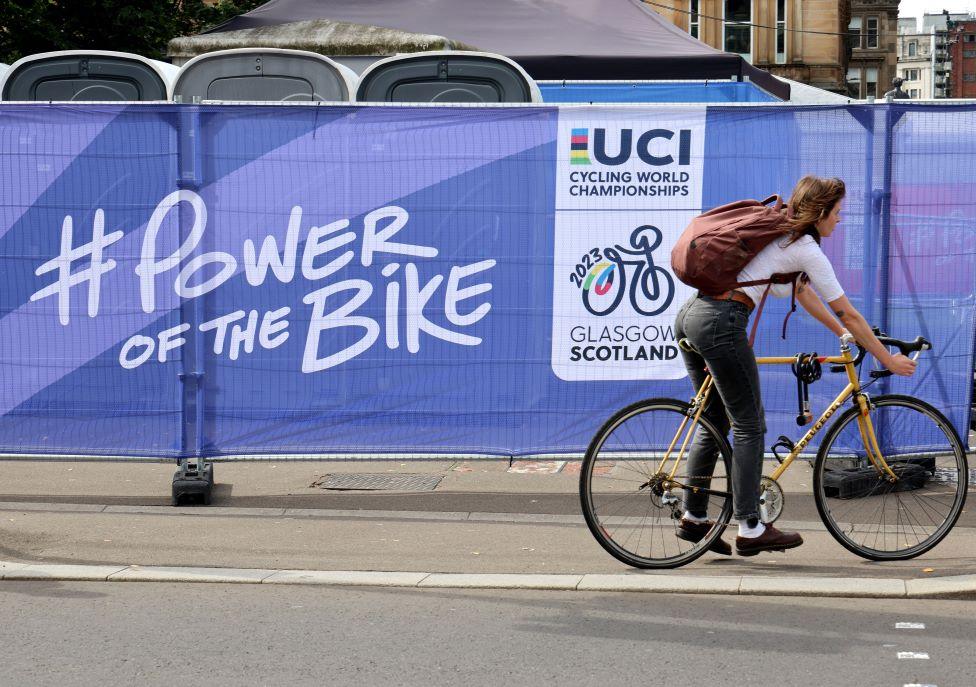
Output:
[208, 0, 790, 100]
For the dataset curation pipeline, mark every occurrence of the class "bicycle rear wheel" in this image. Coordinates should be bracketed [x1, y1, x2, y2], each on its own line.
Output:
[580, 398, 733, 569]
[813, 394, 968, 560]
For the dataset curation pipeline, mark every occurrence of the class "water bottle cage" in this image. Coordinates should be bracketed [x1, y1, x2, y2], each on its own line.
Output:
[770, 435, 796, 464]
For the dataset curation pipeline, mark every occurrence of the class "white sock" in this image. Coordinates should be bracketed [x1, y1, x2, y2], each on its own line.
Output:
[683, 511, 709, 523]
[738, 521, 766, 538]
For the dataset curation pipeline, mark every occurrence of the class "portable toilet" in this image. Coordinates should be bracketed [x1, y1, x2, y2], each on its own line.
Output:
[356, 51, 541, 103]
[171, 48, 357, 102]
[0, 50, 177, 101]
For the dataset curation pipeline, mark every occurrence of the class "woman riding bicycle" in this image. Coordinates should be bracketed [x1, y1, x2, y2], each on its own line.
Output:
[673, 175, 917, 556]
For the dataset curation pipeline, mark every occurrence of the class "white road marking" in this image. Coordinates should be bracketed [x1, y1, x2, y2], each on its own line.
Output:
[896, 622, 926, 629]
[897, 652, 930, 660]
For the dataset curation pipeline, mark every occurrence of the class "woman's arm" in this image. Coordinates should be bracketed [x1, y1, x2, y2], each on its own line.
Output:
[825, 294, 916, 376]
[795, 280, 846, 337]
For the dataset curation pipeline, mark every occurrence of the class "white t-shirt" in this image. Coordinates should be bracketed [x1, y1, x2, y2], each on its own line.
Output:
[736, 234, 845, 305]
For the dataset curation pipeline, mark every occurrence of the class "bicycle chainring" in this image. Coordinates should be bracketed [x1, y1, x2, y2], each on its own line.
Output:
[758, 476, 784, 524]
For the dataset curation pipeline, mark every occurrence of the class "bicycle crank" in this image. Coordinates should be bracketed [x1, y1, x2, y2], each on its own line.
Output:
[758, 476, 784, 524]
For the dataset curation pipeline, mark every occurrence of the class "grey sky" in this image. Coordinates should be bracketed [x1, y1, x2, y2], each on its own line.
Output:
[898, 1, 976, 28]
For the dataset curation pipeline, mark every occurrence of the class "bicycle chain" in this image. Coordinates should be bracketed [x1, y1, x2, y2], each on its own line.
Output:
[636, 474, 771, 528]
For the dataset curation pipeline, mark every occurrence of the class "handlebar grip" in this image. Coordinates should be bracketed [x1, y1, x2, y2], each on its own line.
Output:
[877, 335, 930, 356]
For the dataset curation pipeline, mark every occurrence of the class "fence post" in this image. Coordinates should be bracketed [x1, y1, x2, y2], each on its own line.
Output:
[878, 103, 916, 404]
[877, 104, 951, 407]
[849, 105, 877, 327]
[877, 104, 895, 348]
[172, 99, 213, 505]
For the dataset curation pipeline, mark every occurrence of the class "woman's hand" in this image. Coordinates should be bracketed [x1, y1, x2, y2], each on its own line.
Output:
[886, 353, 917, 377]
[827, 295, 917, 376]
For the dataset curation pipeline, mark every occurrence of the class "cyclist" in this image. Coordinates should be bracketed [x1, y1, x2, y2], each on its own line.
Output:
[673, 176, 917, 556]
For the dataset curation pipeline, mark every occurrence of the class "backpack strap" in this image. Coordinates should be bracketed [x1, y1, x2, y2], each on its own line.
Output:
[780, 276, 799, 340]
[746, 272, 804, 348]
[736, 277, 778, 288]
[748, 284, 772, 347]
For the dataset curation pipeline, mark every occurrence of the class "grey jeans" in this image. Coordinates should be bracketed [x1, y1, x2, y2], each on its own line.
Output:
[674, 295, 766, 522]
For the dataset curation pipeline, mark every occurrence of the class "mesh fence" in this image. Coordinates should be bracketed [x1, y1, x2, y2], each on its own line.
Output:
[0, 102, 972, 460]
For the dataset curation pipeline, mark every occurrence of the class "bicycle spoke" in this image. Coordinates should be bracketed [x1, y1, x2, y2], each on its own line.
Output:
[581, 400, 732, 569]
[815, 397, 967, 560]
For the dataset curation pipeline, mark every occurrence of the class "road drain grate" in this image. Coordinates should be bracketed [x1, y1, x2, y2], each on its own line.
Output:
[311, 473, 443, 491]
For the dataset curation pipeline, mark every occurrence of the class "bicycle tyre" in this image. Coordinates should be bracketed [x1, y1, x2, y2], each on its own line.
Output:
[813, 394, 968, 561]
[580, 398, 734, 569]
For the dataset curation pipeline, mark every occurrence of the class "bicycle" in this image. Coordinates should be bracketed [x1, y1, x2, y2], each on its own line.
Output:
[579, 332, 969, 569]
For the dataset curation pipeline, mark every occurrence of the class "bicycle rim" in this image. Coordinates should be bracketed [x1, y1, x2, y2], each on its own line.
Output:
[814, 395, 969, 560]
[580, 398, 733, 569]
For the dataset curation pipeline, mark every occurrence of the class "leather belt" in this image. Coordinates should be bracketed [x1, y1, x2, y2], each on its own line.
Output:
[704, 290, 755, 312]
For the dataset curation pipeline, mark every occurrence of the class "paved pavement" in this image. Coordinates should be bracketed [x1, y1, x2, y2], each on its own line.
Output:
[1, 457, 974, 597]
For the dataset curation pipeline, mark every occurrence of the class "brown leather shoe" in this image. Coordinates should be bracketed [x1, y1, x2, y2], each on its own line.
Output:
[676, 519, 732, 556]
[735, 524, 803, 557]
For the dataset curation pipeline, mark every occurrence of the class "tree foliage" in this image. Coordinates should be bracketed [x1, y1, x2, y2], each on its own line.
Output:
[0, 0, 266, 63]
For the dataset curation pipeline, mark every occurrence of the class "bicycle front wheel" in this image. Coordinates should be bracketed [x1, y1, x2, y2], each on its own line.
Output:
[580, 398, 733, 569]
[813, 394, 968, 560]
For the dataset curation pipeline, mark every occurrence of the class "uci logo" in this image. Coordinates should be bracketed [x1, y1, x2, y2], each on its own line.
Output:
[571, 128, 692, 167]
[568, 225, 675, 317]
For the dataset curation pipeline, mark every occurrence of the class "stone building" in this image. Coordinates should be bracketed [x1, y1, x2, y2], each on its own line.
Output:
[896, 17, 934, 99]
[896, 12, 972, 99]
[648, 1, 851, 93]
[846, 1, 899, 99]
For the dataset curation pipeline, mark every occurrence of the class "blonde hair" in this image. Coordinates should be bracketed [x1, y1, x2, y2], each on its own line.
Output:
[786, 176, 846, 242]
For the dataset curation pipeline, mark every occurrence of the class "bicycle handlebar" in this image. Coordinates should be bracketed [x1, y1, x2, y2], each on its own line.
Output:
[829, 329, 932, 376]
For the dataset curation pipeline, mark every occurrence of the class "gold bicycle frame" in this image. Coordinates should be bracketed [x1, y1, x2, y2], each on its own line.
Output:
[663, 344, 899, 489]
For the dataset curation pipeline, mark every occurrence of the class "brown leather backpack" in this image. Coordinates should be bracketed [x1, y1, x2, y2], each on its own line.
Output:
[671, 195, 795, 295]
[671, 195, 802, 344]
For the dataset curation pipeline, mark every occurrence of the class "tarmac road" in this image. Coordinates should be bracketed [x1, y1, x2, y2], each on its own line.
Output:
[0, 581, 972, 687]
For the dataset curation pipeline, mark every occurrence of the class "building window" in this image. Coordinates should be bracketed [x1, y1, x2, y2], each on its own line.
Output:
[865, 67, 878, 97]
[690, 0, 699, 39]
[966, 34, 976, 42]
[908, 41, 917, 56]
[910, 88, 920, 98]
[724, 0, 752, 59]
[964, 50, 976, 57]
[964, 74, 976, 82]
[849, 17, 863, 50]
[866, 17, 879, 49]
[904, 68, 920, 81]
[847, 67, 861, 98]
[776, 0, 787, 63]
